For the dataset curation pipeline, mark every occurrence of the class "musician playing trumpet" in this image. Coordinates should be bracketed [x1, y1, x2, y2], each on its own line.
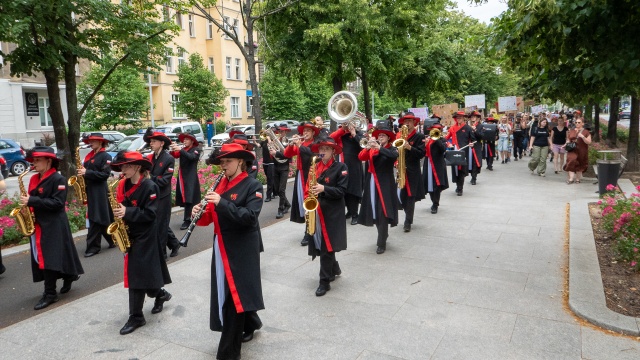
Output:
[170, 133, 202, 230]
[269, 125, 292, 219]
[395, 113, 425, 233]
[423, 123, 449, 214]
[191, 143, 265, 358]
[255, 130, 276, 202]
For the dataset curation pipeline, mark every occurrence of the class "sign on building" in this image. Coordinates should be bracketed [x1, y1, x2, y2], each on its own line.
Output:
[25, 93, 39, 117]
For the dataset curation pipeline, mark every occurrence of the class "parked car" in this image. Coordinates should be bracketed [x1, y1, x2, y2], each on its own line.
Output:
[263, 120, 300, 130]
[83, 131, 126, 145]
[0, 154, 8, 179]
[0, 139, 28, 176]
[211, 125, 256, 149]
[105, 134, 152, 159]
[156, 121, 205, 143]
[618, 109, 639, 121]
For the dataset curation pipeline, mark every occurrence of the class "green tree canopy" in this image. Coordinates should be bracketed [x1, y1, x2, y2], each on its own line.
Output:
[260, 71, 307, 121]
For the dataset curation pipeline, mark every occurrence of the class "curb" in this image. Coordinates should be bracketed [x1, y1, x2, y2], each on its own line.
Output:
[2, 177, 295, 258]
[568, 178, 640, 335]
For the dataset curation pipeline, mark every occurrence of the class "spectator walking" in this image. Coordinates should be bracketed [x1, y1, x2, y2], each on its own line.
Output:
[564, 117, 592, 184]
[550, 117, 568, 174]
[497, 116, 511, 164]
[528, 118, 552, 176]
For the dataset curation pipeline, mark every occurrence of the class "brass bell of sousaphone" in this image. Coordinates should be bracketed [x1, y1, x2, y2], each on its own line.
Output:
[328, 91, 367, 129]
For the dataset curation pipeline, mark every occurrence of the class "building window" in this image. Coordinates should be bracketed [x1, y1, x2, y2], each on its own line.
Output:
[171, 94, 185, 119]
[188, 14, 195, 37]
[207, 20, 213, 39]
[176, 12, 183, 29]
[75, 63, 80, 76]
[235, 58, 241, 80]
[163, 6, 170, 22]
[166, 48, 174, 73]
[225, 57, 231, 79]
[246, 95, 253, 116]
[223, 16, 230, 39]
[0, 41, 3, 64]
[230, 97, 240, 118]
[208, 57, 215, 74]
[177, 49, 186, 68]
[233, 19, 239, 37]
[38, 98, 53, 127]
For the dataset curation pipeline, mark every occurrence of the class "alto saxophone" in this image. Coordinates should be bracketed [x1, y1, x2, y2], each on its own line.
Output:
[303, 156, 319, 236]
[393, 125, 408, 189]
[106, 178, 131, 253]
[68, 146, 88, 204]
[10, 170, 36, 236]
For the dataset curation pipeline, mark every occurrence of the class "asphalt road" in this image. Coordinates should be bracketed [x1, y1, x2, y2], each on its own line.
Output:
[0, 181, 295, 329]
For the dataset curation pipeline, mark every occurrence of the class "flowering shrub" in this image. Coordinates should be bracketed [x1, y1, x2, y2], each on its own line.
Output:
[599, 184, 640, 271]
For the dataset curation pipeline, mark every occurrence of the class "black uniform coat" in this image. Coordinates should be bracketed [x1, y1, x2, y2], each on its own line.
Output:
[83, 149, 113, 225]
[423, 138, 449, 192]
[118, 178, 171, 289]
[330, 128, 364, 198]
[247, 158, 259, 179]
[171, 146, 202, 206]
[282, 140, 314, 223]
[445, 124, 473, 180]
[358, 146, 399, 227]
[398, 129, 426, 201]
[195, 172, 264, 331]
[470, 125, 484, 172]
[148, 151, 175, 247]
[307, 159, 348, 257]
[27, 169, 84, 282]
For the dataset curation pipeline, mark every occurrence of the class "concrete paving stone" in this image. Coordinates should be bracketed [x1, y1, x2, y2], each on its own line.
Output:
[430, 333, 538, 360]
[569, 228, 598, 250]
[509, 314, 582, 358]
[497, 231, 544, 245]
[569, 249, 602, 275]
[259, 253, 311, 275]
[474, 222, 541, 236]
[443, 303, 518, 341]
[334, 250, 435, 278]
[569, 270, 607, 304]
[398, 244, 491, 266]
[486, 245, 536, 262]
[356, 350, 409, 360]
[428, 261, 530, 291]
[569, 299, 639, 335]
[142, 343, 213, 359]
[456, 228, 502, 242]
[580, 326, 640, 360]
[538, 225, 566, 240]
[242, 335, 365, 360]
[0, 337, 56, 359]
[532, 243, 567, 263]
[524, 273, 564, 297]
[392, 300, 453, 331]
[405, 276, 470, 304]
[482, 254, 563, 276]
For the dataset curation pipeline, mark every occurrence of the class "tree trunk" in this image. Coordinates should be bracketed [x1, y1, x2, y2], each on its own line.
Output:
[63, 13, 80, 174]
[246, 18, 262, 131]
[608, 96, 619, 147]
[626, 96, 639, 172]
[361, 68, 371, 123]
[43, 67, 72, 177]
[594, 104, 600, 142]
[411, 97, 417, 108]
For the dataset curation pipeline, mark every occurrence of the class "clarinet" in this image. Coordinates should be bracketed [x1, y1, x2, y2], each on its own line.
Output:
[179, 170, 225, 247]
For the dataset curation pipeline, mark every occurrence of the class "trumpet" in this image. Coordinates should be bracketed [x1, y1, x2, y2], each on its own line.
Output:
[170, 142, 183, 152]
[359, 127, 377, 148]
[429, 128, 442, 140]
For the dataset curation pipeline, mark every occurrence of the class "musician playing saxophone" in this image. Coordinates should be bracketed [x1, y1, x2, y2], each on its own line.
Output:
[20, 147, 84, 310]
[307, 138, 348, 296]
[110, 151, 172, 335]
[80, 133, 116, 257]
[191, 143, 265, 359]
[396, 113, 426, 233]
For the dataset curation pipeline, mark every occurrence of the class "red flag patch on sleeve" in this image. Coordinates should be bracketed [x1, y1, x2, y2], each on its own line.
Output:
[194, 151, 199, 155]
[252, 165, 257, 170]
[255, 192, 263, 199]
[106, 160, 111, 164]
[341, 170, 348, 176]
[168, 168, 174, 173]
[150, 193, 157, 200]
[57, 185, 66, 190]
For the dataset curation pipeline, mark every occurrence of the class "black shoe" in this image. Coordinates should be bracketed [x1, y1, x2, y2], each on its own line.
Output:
[301, 237, 309, 246]
[457, 190, 463, 196]
[108, 243, 117, 249]
[376, 246, 385, 254]
[276, 211, 284, 219]
[431, 206, 438, 214]
[471, 179, 476, 185]
[170, 246, 180, 258]
[455, 188, 460, 194]
[0, 264, 6, 275]
[60, 275, 80, 294]
[403, 224, 411, 232]
[351, 216, 358, 225]
[119, 316, 146, 335]
[84, 251, 99, 258]
[242, 331, 255, 343]
[345, 211, 352, 219]
[501, 160, 505, 164]
[487, 166, 493, 171]
[179, 221, 190, 230]
[315, 283, 330, 296]
[514, 157, 518, 161]
[164, 253, 168, 260]
[265, 197, 271, 202]
[283, 205, 291, 214]
[151, 289, 172, 314]
[34, 293, 59, 310]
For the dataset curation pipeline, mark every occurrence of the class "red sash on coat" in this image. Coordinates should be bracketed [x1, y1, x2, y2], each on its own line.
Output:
[425, 140, 441, 186]
[83, 148, 105, 165]
[28, 168, 58, 269]
[314, 159, 335, 252]
[359, 147, 389, 218]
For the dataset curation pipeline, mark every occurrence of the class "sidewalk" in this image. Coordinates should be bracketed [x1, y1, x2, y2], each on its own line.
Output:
[2, 156, 640, 359]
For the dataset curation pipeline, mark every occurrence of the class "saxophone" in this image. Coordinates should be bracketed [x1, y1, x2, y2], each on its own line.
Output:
[393, 125, 408, 189]
[106, 178, 131, 253]
[68, 146, 87, 204]
[10, 170, 35, 236]
[303, 156, 319, 235]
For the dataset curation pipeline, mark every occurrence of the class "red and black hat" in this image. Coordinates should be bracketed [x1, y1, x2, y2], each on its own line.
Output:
[311, 138, 343, 155]
[82, 132, 110, 145]
[231, 134, 255, 151]
[109, 150, 152, 172]
[430, 114, 442, 120]
[297, 122, 320, 137]
[228, 130, 244, 138]
[398, 114, 420, 125]
[485, 116, 498, 122]
[178, 132, 199, 145]
[452, 111, 466, 118]
[26, 146, 61, 168]
[372, 124, 396, 140]
[469, 110, 482, 118]
[276, 125, 291, 132]
[143, 128, 171, 149]
[212, 143, 256, 165]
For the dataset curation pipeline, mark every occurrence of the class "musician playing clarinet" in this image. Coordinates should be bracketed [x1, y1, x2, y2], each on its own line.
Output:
[329, 121, 364, 225]
[445, 111, 474, 196]
[468, 111, 484, 185]
[170, 132, 202, 231]
[358, 124, 399, 254]
[423, 123, 449, 214]
[192, 143, 265, 359]
[396, 113, 425, 232]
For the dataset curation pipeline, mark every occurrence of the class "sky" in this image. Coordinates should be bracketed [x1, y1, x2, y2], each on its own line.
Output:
[453, 0, 509, 24]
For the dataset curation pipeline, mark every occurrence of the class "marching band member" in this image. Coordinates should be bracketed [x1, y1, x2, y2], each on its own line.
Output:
[445, 111, 474, 196]
[269, 125, 292, 219]
[110, 151, 172, 335]
[21, 147, 84, 310]
[423, 124, 449, 214]
[283, 122, 320, 246]
[230, 132, 259, 179]
[308, 138, 348, 296]
[80, 133, 116, 257]
[468, 111, 484, 185]
[170, 133, 202, 231]
[314, 116, 329, 137]
[256, 131, 275, 202]
[482, 116, 498, 171]
[358, 124, 399, 254]
[329, 121, 364, 225]
[396, 113, 425, 232]
[192, 143, 265, 359]
[144, 129, 181, 258]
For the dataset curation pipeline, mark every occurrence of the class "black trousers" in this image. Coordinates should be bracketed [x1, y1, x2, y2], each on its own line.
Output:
[274, 168, 290, 211]
[485, 143, 495, 168]
[513, 133, 525, 158]
[263, 163, 275, 198]
[456, 177, 465, 192]
[319, 252, 340, 285]
[344, 194, 360, 217]
[86, 220, 113, 254]
[471, 166, 480, 181]
[128, 288, 162, 317]
[217, 294, 262, 360]
[375, 216, 390, 248]
[182, 203, 195, 222]
[43, 269, 75, 295]
[400, 196, 416, 225]
[429, 190, 441, 207]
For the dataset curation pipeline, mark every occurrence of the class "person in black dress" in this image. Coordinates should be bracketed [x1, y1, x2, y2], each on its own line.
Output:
[230, 132, 259, 179]
[269, 125, 292, 219]
[444, 111, 475, 196]
[329, 121, 364, 225]
[256, 130, 275, 202]
[111, 151, 172, 335]
[396, 114, 425, 232]
[468, 111, 484, 185]
[423, 123, 449, 214]
[481, 116, 498, 171]
[20, 147, 84, 310]
[170, 132, 202, 230]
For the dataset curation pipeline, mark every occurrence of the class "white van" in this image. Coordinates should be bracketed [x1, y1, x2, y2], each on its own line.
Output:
[156, 121, 205, 143]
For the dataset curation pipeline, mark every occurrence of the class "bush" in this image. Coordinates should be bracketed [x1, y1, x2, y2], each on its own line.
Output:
[599, 184, 640, 271]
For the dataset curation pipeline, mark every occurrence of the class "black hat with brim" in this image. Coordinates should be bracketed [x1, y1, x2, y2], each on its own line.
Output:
[110, 150, 152, 172]
[212, 143, 256, 165]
